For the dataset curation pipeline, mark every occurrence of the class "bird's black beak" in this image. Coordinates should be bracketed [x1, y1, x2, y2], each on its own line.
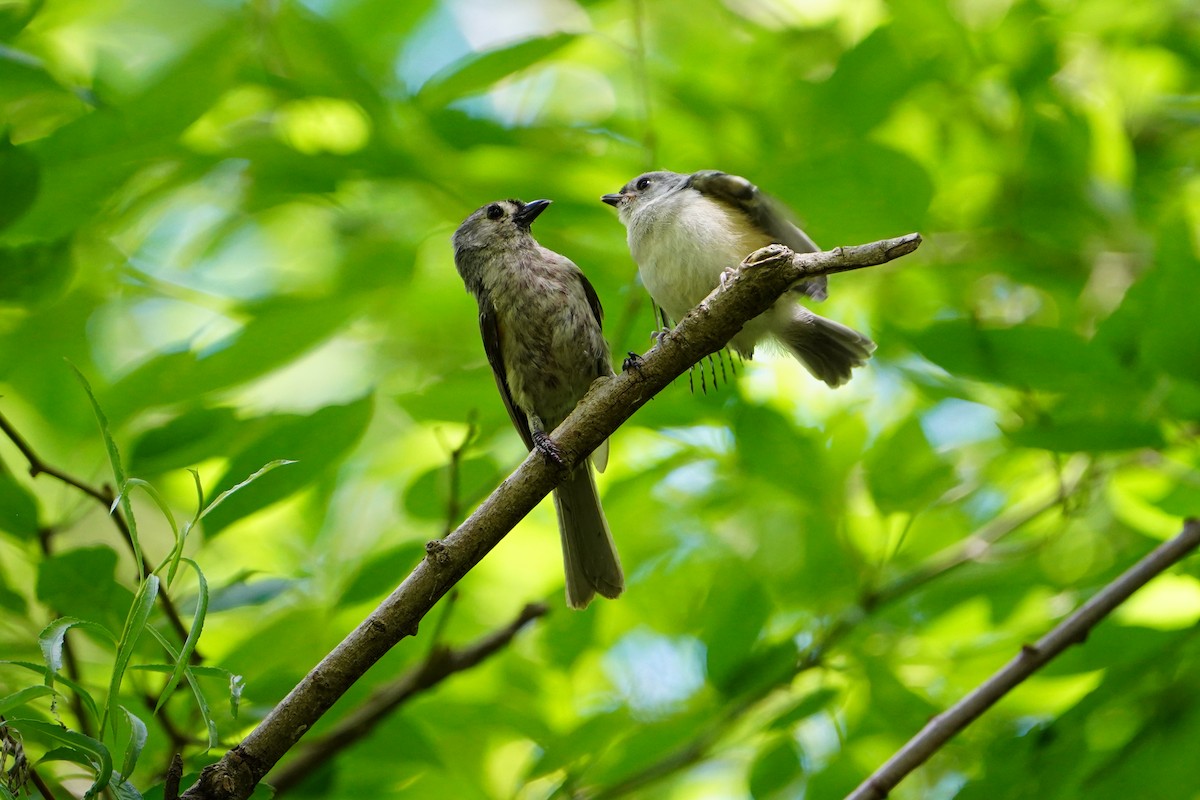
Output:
[514, 199, 551, 228]
[601, 193, 623, 207]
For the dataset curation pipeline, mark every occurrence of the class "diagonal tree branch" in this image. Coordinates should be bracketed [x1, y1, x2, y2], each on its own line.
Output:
[179, 233, 923, 800]
[848, 517, 1200, 800]
[267, 602, 548, 795]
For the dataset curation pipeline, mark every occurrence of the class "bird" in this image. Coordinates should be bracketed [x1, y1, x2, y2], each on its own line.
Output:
[602, 169, 875, 387]
[452, 198, 624, 609]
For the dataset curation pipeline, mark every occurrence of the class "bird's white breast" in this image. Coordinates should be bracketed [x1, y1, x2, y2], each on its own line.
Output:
[627, 189, 770, 322]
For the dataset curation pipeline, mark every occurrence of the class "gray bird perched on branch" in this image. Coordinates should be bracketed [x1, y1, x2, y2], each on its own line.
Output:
[602, 170, 875, 387]
[452, 198, 624, 609]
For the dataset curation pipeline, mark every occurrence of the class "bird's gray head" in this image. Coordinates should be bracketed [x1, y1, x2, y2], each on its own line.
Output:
[452, 198, 551, 289]
[601, 171, 686, 224]
[452, 198, 551, 253]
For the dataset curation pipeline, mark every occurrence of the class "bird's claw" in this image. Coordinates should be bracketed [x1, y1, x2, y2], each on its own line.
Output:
[533, 431, 566, 467]
[622, 351, 645, 372]
[650, 327, 670, 344]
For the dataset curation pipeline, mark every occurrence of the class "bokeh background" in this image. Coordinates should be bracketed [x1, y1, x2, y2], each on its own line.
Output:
[1, 0, 1199, 797]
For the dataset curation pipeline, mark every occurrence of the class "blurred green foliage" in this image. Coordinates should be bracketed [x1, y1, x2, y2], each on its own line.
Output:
[1, 0, 1199, 798]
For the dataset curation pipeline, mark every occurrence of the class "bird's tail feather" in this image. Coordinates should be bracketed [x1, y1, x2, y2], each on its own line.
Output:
[554, 463, 623, 609]
[777, 308, 875, 388]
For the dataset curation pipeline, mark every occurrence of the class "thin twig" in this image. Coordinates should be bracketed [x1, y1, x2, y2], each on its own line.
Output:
[0, 411, 196, 653]
[848, 518, 1200, 799]
[0, 413, 113, 506]
[442, 417, 478, 539]
[180, 236, 922, 800]
[267, 603, 548, 796]
[865, 459, 1091, 611]
[144, 691, 191, 756]
[164, 754, 184, 800]
[29, 768, 57, 800]
[426, 418, 480, 654]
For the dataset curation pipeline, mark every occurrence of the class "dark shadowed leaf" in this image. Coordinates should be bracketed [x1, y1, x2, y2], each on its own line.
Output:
[201, 395, 374, 537]
[749, 737, 803, 799]
[0, 239, 72, 309]
[36, 547, 132, 629]
[0, 135, 38, 230]
[907, 321, 1127, 393]
[0, 470, 39, 538]
[866, 418, 956, 513]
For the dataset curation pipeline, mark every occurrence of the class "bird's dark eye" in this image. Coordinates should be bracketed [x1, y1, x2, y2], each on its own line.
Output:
[635, 177, 651, 191]
[486, 204, 504, 220]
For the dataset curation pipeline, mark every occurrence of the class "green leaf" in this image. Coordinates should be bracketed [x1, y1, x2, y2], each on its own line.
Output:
[0, 470, 39, 539]
[768, 688, 840, 730]
[748, 737, 802, 799]
[268, 3, 393, 117]
[907, 321, 1127, 393]
[115, 478, 180, 579]
[0, 239, 73, 310]
[10, 18, 245, 238]
[0, 40, 63, 101]
[147, 627, 218, 750]
[154, 558, 207, 713]
[697, 567, 771, 694]
[814, 27, 932, 136]
[1, 660, 100, 724]
[128, 406, 239, 475]
[587, 708, 720, 786]
[1008, 416, 1165, 452]
[340, 542, 425, 605]
[110, 772, 145, 800]
[100, 297, 364, 421]
[732, 403, 834, 504]
[120, 20, 249, 138]
[1138, 220, 1200, 384]
[0, 1, 45, 40]
[128, 663, 244, 719]
[204, 575, 297, 612]
[866, 418, 956, 514]
[0, 685, 52, 715]
[102, 575, 158, 739]
[36, 547, 131, 628]
[417, 33, 577, 108]
[201, 395, 373, 537]
[0, 134, 38, 230]
[118, 708, 148, 789]
[6, 717, 112, 798]
[403, 455, 503, 521]
[199, 459, 296, 522]
[777, 141, 932, 245]
[726, 639, 803, 703]
[70, 364, 143, 577]
[39, 617, 117, 681]
[0, 569, 24, 613]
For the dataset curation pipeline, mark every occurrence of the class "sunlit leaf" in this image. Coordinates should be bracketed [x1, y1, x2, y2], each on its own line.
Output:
[417, 33, 577, 108]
